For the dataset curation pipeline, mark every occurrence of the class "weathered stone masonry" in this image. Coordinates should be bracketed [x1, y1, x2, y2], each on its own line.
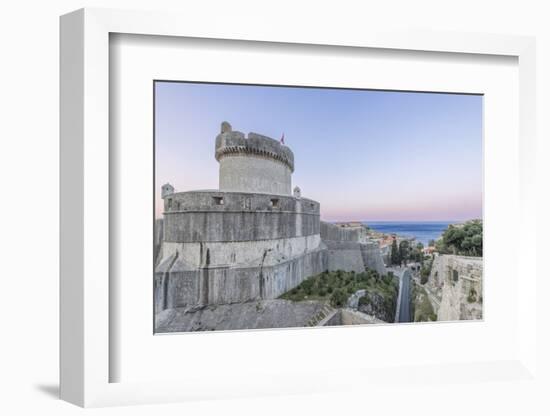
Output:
[320, 221, 386, 275]
[425, 254, 483, 321]
[154, 122, 386, 314]
[215, 127, 294, 196]
[162, 192, 320, 242]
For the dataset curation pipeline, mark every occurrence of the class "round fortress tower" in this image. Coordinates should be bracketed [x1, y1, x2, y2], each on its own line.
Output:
[155, 121, 327, 311]
[215, 122, 294, 195]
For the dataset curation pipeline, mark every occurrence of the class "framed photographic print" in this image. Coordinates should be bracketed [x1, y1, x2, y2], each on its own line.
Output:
[152, 81, 483, 333]
[60, 7, 538, 408]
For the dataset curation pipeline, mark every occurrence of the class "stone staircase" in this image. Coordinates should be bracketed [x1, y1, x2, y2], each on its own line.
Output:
[306, 302, 336, 326]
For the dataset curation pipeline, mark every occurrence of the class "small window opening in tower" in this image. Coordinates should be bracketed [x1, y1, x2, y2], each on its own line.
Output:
[452, 269, 459, 282]
[270, 198, 280, 208]
[213, 196, 224, 205]
[167, 199, 172, 209]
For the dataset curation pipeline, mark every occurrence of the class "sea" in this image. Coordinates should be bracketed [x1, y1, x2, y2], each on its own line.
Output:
[363, 221, 454, 246]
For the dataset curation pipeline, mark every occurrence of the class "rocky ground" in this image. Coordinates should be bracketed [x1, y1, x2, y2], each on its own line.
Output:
[155, 299, 329, 332]
[357, 291, 396, 323]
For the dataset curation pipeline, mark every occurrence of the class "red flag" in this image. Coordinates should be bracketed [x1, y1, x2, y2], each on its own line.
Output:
[280, 133, 285, 145]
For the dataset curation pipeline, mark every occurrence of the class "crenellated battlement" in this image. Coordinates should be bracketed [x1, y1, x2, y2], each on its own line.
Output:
[155, 121, 387, 317]
[215, 122, 294, 172]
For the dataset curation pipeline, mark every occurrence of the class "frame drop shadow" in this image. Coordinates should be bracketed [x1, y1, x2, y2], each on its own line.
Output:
[34, 383, 59, 399]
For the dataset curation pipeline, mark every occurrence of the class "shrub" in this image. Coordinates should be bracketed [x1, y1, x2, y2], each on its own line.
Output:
[330, 289, 347, 307]
[437, 220, 483, 256]
[279, 269, 399, 314]
[420, 261, 432, 285]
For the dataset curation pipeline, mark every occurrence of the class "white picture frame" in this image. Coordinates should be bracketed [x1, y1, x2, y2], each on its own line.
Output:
[60, 8, 537, 407]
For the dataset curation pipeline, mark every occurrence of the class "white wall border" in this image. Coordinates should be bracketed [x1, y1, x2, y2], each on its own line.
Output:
[111, 33, 517, 385]
[60, 7, 537, 407]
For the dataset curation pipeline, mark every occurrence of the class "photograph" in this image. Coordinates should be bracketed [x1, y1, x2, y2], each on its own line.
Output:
[153, 81, 483, 333]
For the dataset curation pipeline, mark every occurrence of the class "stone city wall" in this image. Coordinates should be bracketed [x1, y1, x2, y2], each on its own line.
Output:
[320, 221, 366, 242]
[154, 218, 164, 266]
[324, 240, 366, 273]
[322, 308, 384, 326]
[161, 234, 322, 269]
[361, 241, 387, 275]
[163, 191, 320, 242]
[320, 221, 386, 275]
[427, 254, 483, 321]
[154, 246, 327, 311]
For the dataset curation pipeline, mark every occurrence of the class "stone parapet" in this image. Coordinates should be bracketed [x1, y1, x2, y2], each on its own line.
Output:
[320, 221, 368, 243]
[163, 191, 320, 243]
[215, 130, 294, 172]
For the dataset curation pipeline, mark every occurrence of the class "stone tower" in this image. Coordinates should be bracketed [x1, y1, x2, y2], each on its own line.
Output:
[215, 122, 294, 195]
[154, 121, 388, 329]
[155, 122, 326, 312]
[161, 183, 174, 198]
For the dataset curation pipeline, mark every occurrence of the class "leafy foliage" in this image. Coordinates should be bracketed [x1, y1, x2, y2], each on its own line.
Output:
[330, 289, 348, 307]
[390, 238, 401, 265]
[436, 219, 483, 257]
[398, 240, 410, 264]
[280, 269, 399, 308]
[467, 288, 478, 303]
[391, 237, 425, 266]
[409, 242, 424, 263]
[413, 285, 437, 322]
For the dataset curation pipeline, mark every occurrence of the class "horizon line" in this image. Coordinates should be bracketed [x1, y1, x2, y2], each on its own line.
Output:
[154, 216, 480, 223]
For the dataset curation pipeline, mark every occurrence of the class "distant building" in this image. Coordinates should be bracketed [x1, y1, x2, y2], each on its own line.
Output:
[423, 246, 436, 255]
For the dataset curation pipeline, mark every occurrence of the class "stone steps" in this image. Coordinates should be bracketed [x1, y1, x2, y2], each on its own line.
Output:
[306, 303, 335, 326]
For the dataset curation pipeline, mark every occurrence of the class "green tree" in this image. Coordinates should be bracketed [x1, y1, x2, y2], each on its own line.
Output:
[408, 242, 424, 263]
[330, 288, 347, 307]
[399, 240, 410, 265]
[437, 220, 483, 256]
[390, 238, 400, 265]
[417, 242, 424, 262]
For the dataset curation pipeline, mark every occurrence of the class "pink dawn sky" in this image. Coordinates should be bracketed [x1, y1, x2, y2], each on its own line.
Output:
[154, 82, 483, 222]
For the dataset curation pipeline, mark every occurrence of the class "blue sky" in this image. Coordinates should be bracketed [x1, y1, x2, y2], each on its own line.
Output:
[155, 81, 482, 222]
